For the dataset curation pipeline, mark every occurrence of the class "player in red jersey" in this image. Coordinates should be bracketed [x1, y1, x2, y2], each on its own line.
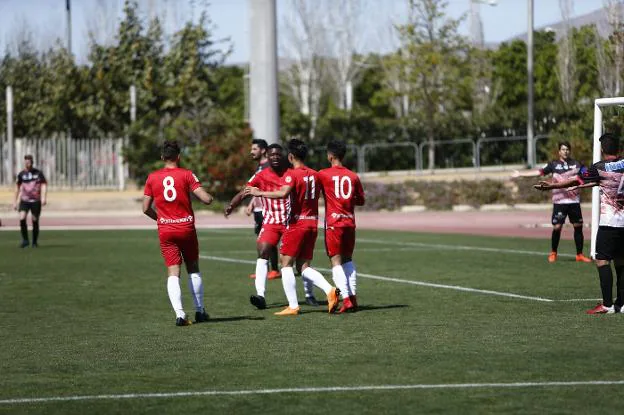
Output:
[225, 143, 291, 310]
[143, 141, 214, 326]
[318, 140, 365, 313]
[246, 139, 340, 315]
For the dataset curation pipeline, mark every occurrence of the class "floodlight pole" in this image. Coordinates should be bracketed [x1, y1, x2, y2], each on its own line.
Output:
[249, 0, 280, 144]
[527, 0, 535, 168]
[66, 0, 72, 56]
[6, 86, 14, 186]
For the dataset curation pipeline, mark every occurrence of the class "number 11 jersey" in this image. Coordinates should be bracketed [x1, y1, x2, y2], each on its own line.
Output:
[144, 167, 202, 232]
[318, 166, 365, 228]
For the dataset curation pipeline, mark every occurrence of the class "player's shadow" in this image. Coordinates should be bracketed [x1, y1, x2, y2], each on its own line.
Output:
[208, 316, 265, 323]
[301, 304, 409, 314]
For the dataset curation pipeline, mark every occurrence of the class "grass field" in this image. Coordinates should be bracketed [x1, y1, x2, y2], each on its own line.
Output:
[2, 228, 624, 414]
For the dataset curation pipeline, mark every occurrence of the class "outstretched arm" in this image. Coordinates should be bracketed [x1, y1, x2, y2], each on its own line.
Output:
[511, 169, 543, 179]
[245, 185, 292, 199]
[224, 189, 247, 217]
[142, 196, 157, 221]
[193, 187, 214, 206]
[534, 177, 581, 191]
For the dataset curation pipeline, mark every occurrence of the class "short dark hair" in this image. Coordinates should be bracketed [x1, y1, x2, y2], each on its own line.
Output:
[287, 138, 308, 161]
[558, 141, 571, 151]
[600, 133, 620, 156]
[24, 154, 34, 162]
[327, 140, 347, 160]
[162, 140, 181, 161]
[267, 143, 284, 152]
[252, 138, 268, 150]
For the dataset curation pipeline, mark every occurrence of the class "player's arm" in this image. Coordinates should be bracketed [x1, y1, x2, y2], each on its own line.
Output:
[224, 189, 247, 217]
[534, 177, 580, 191]
[511, 169, 544, 178]
[40, 182, 48, 206]
[355, 178, 365, 206]
[245, 184, 292, 199]
[193, 187, 214, 206]
[567, 182, 598, 191]
[13, 181, 21, 211]
[142, 196, 157, 221]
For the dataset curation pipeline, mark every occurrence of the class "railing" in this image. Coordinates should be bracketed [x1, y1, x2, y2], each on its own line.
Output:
[1, 135, 125, 189]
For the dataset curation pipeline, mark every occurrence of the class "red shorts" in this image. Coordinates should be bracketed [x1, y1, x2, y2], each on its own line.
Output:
[159, 229, 199, 266]
[280, 226, 318, 260]
[324, 226, 356, 258]
[257, 224, 286, 246]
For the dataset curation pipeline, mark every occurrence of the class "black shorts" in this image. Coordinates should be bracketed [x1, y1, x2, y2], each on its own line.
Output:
[253, 211, 263, 235]
[18, 201, 42, 217]
[551, 203, 583, 225]
[595, 226, 624, 261]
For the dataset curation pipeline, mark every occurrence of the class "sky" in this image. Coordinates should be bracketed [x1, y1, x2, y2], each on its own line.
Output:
[0, 0, 609, 64]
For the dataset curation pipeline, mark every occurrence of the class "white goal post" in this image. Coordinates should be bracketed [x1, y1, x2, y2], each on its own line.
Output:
[591, 97, 624, 258]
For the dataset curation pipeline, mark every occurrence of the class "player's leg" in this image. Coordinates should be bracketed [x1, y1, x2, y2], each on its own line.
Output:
[274, 252, 299, 316]
[18, 202, 29, 248]
[326, 227, 349, 300]
[588, 227, 617, 314]
[612, 230, 624, 311]
[160, 233, 191, 325]
[182, 231, 208, 322]
[250, 226, 281, 309]
[250, 212, 263, 279]
[549, 204, 564, 262]
[340, 228, 358, 311]
[569, 204, 591, 262]
[31, 201, 42, 247]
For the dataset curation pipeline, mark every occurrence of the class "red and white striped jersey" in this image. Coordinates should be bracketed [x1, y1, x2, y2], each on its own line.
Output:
[248, 167, 291, 225]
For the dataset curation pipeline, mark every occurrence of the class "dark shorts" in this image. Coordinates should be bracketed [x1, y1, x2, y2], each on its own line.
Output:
[551, 203, 582, 225]
[595, 226, 624, 261]
[18, 201, 42, 217]
[253, 211, 263, 235]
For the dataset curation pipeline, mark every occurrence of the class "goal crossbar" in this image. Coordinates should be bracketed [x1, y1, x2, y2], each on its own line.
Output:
[591, 97, 624, 257]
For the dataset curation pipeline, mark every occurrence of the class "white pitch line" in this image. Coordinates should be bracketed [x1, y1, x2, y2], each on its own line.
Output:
[2, 380, 624, 405]
[357, 238, 576, 258]
[199, 255, 553, 302]
[556, 298, 602, 302]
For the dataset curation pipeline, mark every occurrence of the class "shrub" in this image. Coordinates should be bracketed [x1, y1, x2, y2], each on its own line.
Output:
[361, 182, 412, 211]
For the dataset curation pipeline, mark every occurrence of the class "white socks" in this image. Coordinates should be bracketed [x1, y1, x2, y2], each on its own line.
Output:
[343, 261, 357, 296]
[255, 258, 268, 297]
[302, 267, 333, 295]
[167, 276, 185, 318]
[281, 267, 300, 309]
[331, 265, 350, 299]
[188, 272, 204, 312]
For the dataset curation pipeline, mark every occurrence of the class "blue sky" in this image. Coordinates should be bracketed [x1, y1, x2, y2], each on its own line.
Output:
[0, 0, 607, 64]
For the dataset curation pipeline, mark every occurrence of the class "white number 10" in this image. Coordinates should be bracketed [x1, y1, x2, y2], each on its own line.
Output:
[332, 176, 352, 199]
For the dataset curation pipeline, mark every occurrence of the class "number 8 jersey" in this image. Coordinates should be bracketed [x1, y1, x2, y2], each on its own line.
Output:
[317, 165, 365, 228]
[144, 167, 202, 232]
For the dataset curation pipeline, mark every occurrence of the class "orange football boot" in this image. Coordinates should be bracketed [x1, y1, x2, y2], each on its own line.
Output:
[548, 251, 557, 263]
[274, 306, 300, 316]
[327, 288, 341, 314]
[267, 270, 281, 280]
[575, 254, 592, 263]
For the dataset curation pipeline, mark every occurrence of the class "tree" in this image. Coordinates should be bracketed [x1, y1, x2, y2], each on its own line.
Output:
[556, 0, 577, 108]
[391, 0, 470, 169]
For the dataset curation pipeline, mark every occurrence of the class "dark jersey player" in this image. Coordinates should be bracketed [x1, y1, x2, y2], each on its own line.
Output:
[143, 141, 215, 326]
[535, 133, 624, 314]
[513, 141, 592, 263]
[245, 139, 280, 280]
[246, 139, 340, 315]
[14, 155, 47, 248]
[318, 140, 365, 313]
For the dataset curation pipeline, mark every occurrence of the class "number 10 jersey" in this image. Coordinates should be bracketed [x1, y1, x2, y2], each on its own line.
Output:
[317, 166, 365, 228]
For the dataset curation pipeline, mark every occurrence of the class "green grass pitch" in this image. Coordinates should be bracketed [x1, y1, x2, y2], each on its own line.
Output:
[1, 228, 623, 414]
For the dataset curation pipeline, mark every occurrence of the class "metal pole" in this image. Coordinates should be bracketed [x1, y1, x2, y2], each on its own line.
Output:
[249, 0, 280, 144]
[527, 0, 535, 167]
[66, 0, 72, 55]
[6, 86, 14, 186]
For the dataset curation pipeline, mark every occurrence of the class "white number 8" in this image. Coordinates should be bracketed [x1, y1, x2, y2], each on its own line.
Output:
[163, 176, 177, 202]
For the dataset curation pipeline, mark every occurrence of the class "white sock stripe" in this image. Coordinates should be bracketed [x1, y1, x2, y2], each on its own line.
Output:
[3, 380, 624, 405]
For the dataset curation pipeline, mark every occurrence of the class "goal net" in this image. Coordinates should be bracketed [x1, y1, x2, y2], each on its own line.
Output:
[591, 97, 624, 258]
